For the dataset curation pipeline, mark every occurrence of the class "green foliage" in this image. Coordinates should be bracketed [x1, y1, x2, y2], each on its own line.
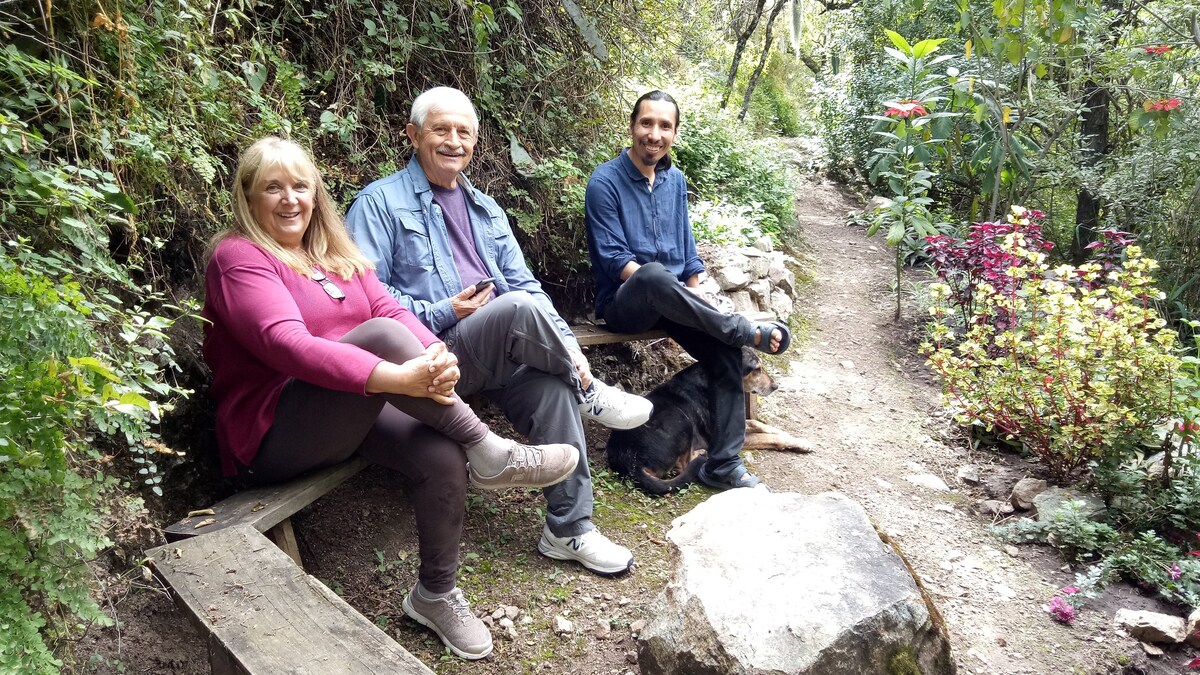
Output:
[922, 232, 1179, 483]
[0, 239, 192, 673]
[674, 103, 796, 240]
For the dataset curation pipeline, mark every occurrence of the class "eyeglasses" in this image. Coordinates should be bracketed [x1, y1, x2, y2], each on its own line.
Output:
[310, 268, 345, 301]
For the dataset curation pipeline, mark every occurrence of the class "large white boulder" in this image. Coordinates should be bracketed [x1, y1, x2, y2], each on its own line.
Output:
[639, 490, 956, 675]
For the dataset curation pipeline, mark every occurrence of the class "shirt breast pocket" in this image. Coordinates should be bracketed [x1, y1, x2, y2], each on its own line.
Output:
[395, 211, 434, 269]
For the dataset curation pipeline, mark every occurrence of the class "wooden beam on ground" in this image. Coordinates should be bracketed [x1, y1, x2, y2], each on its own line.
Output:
[148, 525, 433, 675]
[165, 457, 368, 542]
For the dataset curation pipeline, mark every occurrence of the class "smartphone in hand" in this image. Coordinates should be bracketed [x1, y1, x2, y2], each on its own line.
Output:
[474, 276, 496, 292]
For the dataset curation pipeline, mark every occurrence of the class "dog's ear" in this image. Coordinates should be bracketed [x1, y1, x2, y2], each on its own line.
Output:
[740, 346, 761, 374]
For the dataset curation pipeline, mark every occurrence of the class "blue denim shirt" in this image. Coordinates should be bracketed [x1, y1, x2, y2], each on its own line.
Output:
[584, 149, 704, 319]
[346, 157, 578, 350]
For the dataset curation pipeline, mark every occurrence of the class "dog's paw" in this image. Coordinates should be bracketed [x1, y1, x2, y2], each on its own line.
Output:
[788, 437, 816, 453]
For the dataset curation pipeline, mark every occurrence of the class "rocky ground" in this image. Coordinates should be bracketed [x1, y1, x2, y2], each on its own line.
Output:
[76, 171, 1200, 674]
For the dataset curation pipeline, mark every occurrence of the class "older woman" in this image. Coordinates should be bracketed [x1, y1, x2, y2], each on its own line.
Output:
[202, 136, 576, 660]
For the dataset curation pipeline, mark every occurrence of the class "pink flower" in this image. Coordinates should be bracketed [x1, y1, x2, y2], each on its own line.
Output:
[1144, 45, 1173, 55]
[1046, 596, 1076, 624]
[1169, 564, 1182, 581]
[1188, 656, 1200, 668]
[1061, 586, 1080, 594]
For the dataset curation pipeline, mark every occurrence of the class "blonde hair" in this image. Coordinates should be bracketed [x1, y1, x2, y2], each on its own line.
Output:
[215, 136, 372, 280]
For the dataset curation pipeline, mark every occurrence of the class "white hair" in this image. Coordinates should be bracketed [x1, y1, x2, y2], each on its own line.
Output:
[409, 87, 479, 133]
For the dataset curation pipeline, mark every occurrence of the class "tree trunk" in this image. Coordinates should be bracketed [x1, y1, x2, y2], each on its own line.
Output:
[738, 0, 786, 122]
[720, 0, 769, 109]
[1071, 79, 1110, 262]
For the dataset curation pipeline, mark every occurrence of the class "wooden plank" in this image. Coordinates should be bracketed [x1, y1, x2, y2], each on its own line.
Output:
[166, 457, 369, 542]
[148, 525, 433, 675]
[573, 323, 668, 347]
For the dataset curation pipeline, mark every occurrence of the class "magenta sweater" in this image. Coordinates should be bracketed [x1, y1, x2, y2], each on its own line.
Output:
[202, 236, 439, 476]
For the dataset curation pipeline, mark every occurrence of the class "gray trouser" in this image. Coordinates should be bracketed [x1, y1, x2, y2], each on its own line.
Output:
[442, 291, 595, 537]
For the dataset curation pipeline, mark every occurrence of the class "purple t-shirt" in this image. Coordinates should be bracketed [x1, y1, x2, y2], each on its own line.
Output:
[432, 184, 493, 295]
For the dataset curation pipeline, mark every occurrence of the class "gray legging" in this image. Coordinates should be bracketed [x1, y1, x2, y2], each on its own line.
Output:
[248, 317, 488, 593]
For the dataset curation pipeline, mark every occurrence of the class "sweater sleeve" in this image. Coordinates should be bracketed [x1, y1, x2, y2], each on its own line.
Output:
[207, 244, 383, 394]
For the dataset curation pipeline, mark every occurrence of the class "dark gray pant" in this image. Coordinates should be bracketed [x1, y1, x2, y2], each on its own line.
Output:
[602, 263, 753, 480]
[250, 317, 488, 593]
[442, 291, 595, 538]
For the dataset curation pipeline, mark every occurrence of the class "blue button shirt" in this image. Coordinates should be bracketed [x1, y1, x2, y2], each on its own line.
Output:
[584, 149, 704, 319]
[346, 157, 578, 350]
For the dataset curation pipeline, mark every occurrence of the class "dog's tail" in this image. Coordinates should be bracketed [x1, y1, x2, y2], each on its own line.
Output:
[635, 456, 706, 496]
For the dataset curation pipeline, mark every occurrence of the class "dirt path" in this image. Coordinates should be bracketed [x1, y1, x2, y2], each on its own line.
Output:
[756, 175, 1169, 675]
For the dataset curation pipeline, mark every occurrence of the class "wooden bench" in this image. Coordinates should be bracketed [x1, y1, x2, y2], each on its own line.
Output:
[570, 318, 771, 420]
[146, 525, 433, 675]
[165, 456, 369, 567]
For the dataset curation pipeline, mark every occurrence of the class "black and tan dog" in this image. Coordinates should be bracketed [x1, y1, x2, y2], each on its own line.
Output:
[606, 347, 814, 496]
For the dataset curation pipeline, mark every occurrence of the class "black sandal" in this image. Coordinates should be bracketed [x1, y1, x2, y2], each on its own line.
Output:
[750, 320, 791, 355]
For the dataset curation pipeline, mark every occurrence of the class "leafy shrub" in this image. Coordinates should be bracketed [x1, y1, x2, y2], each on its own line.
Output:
[924, 207, 1054, 329]
[673, 104, 796, 239]
[0, 239, 190, 673]
[690, 199, 765, 247]
[922, 211, 1180, 483]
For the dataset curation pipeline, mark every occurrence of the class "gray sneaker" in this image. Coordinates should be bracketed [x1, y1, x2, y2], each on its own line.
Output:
[402, 586, 493, 660]
[468, 440, 580, 490]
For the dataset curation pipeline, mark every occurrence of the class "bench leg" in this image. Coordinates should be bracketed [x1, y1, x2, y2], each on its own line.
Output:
[745, 393, 759, 422]
[267, 518, 302, 567]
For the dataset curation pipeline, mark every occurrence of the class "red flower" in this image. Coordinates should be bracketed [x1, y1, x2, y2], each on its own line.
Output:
[885, 100, 929, 119]
[1143, 98, 1182, 113]
[1144, 45, 1173, 55]
[1188, 656, 1200, 668]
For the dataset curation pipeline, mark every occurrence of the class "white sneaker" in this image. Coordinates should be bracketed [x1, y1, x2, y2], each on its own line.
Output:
[537, 524, 634, 575]
[578, 381, 652, 430]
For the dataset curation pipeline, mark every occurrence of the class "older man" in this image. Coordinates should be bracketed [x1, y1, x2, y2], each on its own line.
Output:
[583, 90, 791, 492]
[347, 88, 647, 585]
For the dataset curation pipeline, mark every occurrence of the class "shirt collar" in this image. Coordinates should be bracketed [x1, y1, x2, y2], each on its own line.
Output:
[405, 156, 481, 204]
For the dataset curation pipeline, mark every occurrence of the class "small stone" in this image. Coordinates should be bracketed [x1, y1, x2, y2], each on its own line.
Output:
[957, 465, 981, 485]
[618, 597, 631, 606]
[1010, 478, 1049, 510]
[979, 499, 1014, 516]
[504, 605, 520, 621]
[553, 615, 574, 635]
[1187, 608, 1200, 647]
[875, 478, 894, 490]
[625, 651, 638, 664]
[1004, 545, 1020, 557]
[499, 617, 514, 629]
[629, 619, 646, 634]
[491, 608, 505, 620]
[594, 620, 612, 639]
[839, 360, 855, 369]
[503, 623, 519, 640]
[933, 503, 954, 513]
[1141, 642, 1163, 657]
[904, 473, 950, 492]
[602, 593, 614, 601]
[580, 595, 595, 605]
[520, 615, 533, 625]
[481, 615, 495, 627]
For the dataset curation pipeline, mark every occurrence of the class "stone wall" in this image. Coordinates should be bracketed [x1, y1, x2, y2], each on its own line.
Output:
[696, 237, 799, 321]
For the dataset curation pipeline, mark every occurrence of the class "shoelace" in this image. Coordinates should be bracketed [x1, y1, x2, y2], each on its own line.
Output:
[446, 590, 474, 624]
[508, 445, 544, 469]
